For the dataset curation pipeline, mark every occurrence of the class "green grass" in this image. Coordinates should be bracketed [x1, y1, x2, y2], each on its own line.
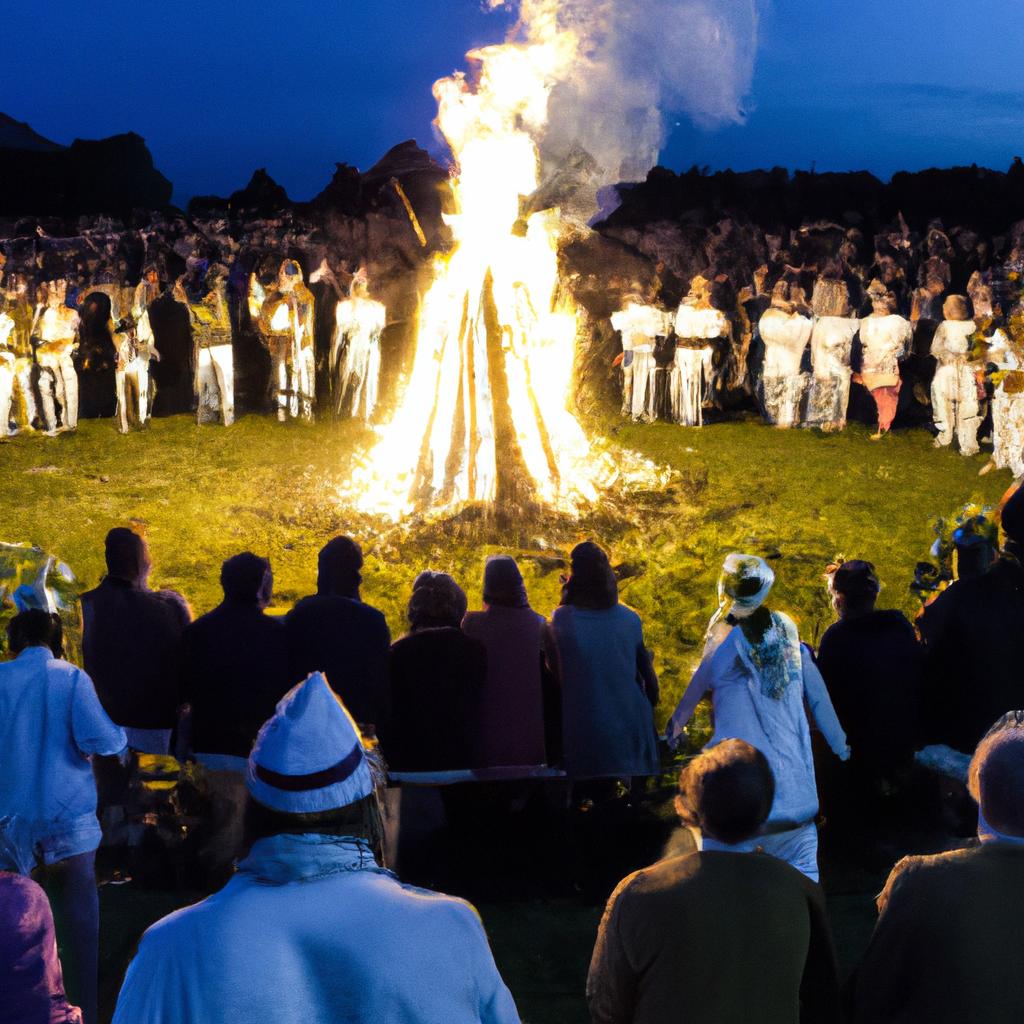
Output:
[1, 410, 1011, 725]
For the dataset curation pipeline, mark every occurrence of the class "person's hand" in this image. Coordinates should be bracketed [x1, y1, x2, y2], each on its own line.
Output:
[839, 745, 852, 762]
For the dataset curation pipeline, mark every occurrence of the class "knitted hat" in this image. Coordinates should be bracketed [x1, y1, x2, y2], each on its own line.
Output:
[247, 673, 374, 814]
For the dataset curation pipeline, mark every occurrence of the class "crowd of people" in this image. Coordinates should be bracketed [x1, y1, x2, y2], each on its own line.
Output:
[2, 480, 1024, 1022]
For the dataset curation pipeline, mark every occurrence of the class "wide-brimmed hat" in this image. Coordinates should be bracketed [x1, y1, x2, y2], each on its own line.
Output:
[247, 673, 374, 814]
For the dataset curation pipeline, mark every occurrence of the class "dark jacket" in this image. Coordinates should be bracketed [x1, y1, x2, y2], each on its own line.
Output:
[285, 594, 391, 728]
[180, 602, 291, 759]
[81, 576, 191, 729]
[852, 842, 1024, 1023]
[587, 850, 841, 1024]
[382, 628, 487, 772]
[816, 609, 922, 772]
[919, 556, 1024, 752]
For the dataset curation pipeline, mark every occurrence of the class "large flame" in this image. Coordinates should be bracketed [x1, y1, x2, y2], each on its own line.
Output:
[348, 2, 654, 520]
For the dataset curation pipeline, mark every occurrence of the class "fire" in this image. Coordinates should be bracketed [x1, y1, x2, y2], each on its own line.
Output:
[347, 1, 658, 520]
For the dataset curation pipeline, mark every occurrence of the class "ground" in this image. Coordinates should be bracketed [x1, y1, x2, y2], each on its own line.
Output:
[2, 411, 1011, 1022]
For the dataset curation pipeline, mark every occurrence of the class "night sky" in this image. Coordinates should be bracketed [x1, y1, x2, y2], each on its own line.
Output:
[5, 0, 1023, 204]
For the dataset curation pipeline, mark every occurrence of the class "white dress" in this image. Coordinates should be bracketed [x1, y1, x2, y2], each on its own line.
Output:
[610, 303, 670, 421]
[672, 303, 727, 427]
[858, 314, 912, 386]
[805, 316, 859, 429]
[930, 319, 981, 455]
[333, 296, 386, 422]
[758, 308, 812, 427]
[987, 328, 1024, 477]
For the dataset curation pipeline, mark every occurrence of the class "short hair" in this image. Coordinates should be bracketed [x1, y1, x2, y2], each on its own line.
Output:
[407, 571, 467, 630]
[316, 536, 363, 595]
[969, 711, 1024, 837]
[677, 739, 775, 844]
[7, 609, 61, 655]
[105, 527, 150, 582]
[221, 552, 272, 604]
[828, 559, 881, 611]
[243, 792, 383, 861]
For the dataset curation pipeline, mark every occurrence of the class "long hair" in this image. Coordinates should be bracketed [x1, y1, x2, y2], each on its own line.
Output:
[559, 542, 618, 611]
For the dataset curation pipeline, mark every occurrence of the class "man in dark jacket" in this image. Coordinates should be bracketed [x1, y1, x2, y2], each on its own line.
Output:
[180, 553, 291, 761]
[80, 528, 191, 754]
[919, 483, 1024, 753]
[587, 739, 840, 1024]
[852, 711, 1024, 1023]
[817, 560, 922, 827]
[285, 536, 390, 731]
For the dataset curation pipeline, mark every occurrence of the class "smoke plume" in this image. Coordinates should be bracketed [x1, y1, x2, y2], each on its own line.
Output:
[499, 0, 759, 185]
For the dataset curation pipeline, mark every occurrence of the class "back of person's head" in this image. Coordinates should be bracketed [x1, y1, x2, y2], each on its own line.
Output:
[245, 673, 382, 859]
[482, 554, 529, 609]
[407, 571, 467, 630]
[827, 559, 881, 616]
[221, 552, 273, 607]
[7, 609, 61, 656]
[560, 541, 618, 610]
[316, 536, 363, 597]
[969, 711, 1024, 838]
[676, 739, 775, 845]
[104, 527, 151, 585]
[1000, 482, 1024, 549]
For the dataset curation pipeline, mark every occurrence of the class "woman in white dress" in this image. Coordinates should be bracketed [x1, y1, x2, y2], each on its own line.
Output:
[930, 294, 982, 456]
[856, 286, 912, 439]
[979, 290, 1024, 478]
[671, 276, 727, 427]
[757, 284, 812, 428]
[805, 278, 858, 431]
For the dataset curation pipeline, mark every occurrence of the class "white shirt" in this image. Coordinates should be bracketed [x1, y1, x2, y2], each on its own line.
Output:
[859, 314, 912, 376]
[759, 309, 813, 377]
[611, 303, 670, 352]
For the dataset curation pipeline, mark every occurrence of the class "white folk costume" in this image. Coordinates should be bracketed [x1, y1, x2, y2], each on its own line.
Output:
[858, 303, 912, 436]
[672, 278, 727, 427]
[332, 270, 386, 422]
[3, 281, 38, 432]
[758, 297, 812, 428]
[0, 310, 17, 435]
[806, 316, 859, 430]
[112, 674, 519, 1024]
[930, 296, 981, 455]
[177, 268, 234, 426]
[34, 281, 80, 435]
[986, 327, 1024, 478]
[258, 260, 316, 422]
[610, 299, 668, 421]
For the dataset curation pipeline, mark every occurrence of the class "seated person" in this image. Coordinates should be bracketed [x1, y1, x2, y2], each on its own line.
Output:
[587, 739, 841, 1024]
[381, 572, 487, 772]
[851, 711, 1024, 1023]
[112, 674, 518, 1024]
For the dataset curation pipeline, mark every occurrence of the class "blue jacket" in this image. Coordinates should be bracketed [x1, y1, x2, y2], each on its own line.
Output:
[0, 646, 126, 870]
[114, 833, 520, 1024]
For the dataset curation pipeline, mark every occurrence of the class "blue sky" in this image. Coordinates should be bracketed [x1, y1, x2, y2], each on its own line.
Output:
[4, 0, 1023, 202]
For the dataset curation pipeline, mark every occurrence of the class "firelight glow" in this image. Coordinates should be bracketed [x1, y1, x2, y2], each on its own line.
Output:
[346, 1, 660, 521]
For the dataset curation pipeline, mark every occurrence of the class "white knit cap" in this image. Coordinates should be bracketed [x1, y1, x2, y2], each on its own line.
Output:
[246, 673, 374, 814]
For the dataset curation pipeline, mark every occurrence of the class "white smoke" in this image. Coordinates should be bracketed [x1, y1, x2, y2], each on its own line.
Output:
[498, 0, 760, 185]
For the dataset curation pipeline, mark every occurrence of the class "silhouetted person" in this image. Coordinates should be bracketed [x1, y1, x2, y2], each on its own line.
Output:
[0, 609, 125, 1024]
[852, 711, 1024, 1023]
[80, 529, 190, 754]
[383, 572, 487, 772]
[817, 560, 922, 824]
[920, 483, 1024, 752]
[181, 553, 290, 761]
[285, 536, 390, 730]
[588, 739, 841, 1024]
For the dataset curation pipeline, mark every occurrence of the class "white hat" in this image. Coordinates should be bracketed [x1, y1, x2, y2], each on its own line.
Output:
[246, 673, 375, 814]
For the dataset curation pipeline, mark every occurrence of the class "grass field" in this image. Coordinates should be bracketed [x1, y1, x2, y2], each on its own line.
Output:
[2, 409, 1012, 724]
[6, 409, 1007, 1022]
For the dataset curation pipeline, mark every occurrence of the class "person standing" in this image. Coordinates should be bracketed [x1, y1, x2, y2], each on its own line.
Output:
[610, 292, 669, 421]
[259, 259, 316, 422]
[0, 610, 126, 1024]
[174, 265, 234, 426]
[3, 272, 39, 433]
[757, 283, 812, 428]
[551, 542, 659, 783]
[671, 275, 728, 427]
[285, 536, 391, 732]
[930, 294, 982, 455]
[331, 266, 386, 422]
[462, 555, 556, 769]
[34, 280, 80, 436]
[588, 740, 841, 1024]
[805, 279, 859, 431]
[111, 673, 520, 1024]
[667, 554, 849, 881]
[80, 528, 191, 755]
[857, 283, 912, 439]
